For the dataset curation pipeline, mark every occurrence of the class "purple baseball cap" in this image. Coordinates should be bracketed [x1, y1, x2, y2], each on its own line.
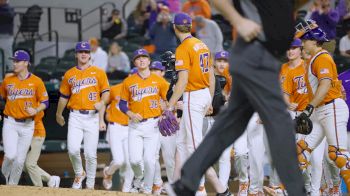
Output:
[9, 50, 30, 61]
[215, 51, 229, 60]
[133, 49, 150, 61]
[290, 38, 302, 48]
[150, 61, 165, 71]
[75, 41, 91, 52]
[130, 67, 138, 74]
[173, 12, 192, 25]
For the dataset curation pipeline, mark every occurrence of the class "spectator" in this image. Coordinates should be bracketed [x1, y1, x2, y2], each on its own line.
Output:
[339, 25, 350, 57]
[89, 38, 108, 71]
[0, 0, 15, 76]
[107, 42, 130, 73]
[127, 1, 148, 36]
[102, 9, 127, 40]
[195, 16, 223, 55]
[149, 6, 177, 59]
[310, 0, 344, 54]
[167, 0, 181, 14]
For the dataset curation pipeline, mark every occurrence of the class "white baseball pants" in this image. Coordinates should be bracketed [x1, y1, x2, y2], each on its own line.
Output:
[105, 123, 134, 192]
[1, 116, 34, 185]
[67, 111, 99, 188]
[24, 136, 51, 187]
[128, 118, 160, 193]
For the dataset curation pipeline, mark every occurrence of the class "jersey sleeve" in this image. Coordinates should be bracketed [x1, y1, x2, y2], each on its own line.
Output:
[175, 46, 191, 71]
[59, 73, 71, 98]
[120, 79, 130, 101]
[36, 79, 49, 102]
[313, 55, 334, 81]
[99, 71, 110, 94]
[160, 79, 170, 101]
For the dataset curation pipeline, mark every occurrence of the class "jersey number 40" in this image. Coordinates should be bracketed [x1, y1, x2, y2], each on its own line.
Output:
[199, 52, 209, 73]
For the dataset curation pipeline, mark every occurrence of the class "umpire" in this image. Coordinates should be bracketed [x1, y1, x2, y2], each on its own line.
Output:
[166, 0, 307, 196]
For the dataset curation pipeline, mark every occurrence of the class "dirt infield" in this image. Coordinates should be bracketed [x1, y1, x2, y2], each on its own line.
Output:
[0, 185, 147, 196]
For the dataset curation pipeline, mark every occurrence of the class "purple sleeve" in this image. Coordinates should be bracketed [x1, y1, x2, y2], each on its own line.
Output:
[119, 99, 129, 114]
[336, 0, 347, 19]
[41, 100, 49, 110]
[326, 10, 340, 24]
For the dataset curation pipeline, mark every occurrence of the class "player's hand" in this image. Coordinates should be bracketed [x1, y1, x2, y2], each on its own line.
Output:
[26, 107, 38, 116]
[56, 114, 65, 126]
[236, 17, 261, 42]
[206, 105, 213, 115]
[289, 102, 299, 111]
[175, 101, 183, 110]
[94, 101, 104, 111]
[127, 112, 143, 123]
[256, 118, 263, 124]
[99, 120, 107, 131]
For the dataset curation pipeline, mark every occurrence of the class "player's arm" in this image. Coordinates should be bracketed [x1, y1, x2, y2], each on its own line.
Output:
[56, 97, 68, 126]
[209, 65, 215, 100]
[95, 71, 110, 110]
[309, 79, 332, 107]
[168, 70, 188, 110]
[99, 104, 106, 131]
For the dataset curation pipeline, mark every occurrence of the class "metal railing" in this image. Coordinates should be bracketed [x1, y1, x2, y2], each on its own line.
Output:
[79, 2, 116, 40]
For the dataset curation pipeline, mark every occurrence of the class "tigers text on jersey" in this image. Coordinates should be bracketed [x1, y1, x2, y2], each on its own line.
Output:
[59, 66, 110, 110]
[120, 73, 169, 119]
[106, 83, 128, 126]
[306, 50, 343, 106]
[175, 36, 212, 92]
[0, 73, 48, 119]
[280, 60, 309, 111]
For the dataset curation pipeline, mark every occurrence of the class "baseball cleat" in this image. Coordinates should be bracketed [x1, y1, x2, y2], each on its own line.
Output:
[152, 184, 162, 195]
[48, 176, 60, 188]
[329, 185, 340, 196]
[130, 177, 144, 193]
[238, 182, 249, 196]
[72, 171, 86, 189]
[102, 167, 113, 190]
[195, 186, 207, 196]
[216, 188, 233, 196]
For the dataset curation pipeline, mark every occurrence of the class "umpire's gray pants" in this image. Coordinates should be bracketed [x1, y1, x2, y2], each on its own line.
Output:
[180, 38, 306, 196]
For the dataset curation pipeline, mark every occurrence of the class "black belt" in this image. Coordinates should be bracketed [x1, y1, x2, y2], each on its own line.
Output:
[70, 109, 98, 115]
[140, 117, 158, 123]
[4, 115, 33, 123]
[109, 122, 128, 127]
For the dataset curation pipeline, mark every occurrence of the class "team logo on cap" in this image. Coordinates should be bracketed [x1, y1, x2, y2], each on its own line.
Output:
[138, 50, 143, 54]
[81, 42, 86, 48]
[14, 51, 19, 57]
[221, 51, 226, 57]
[183, 19, 188, 24]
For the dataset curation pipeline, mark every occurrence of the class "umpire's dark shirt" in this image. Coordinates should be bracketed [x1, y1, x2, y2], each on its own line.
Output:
[233, 0, 295, 57]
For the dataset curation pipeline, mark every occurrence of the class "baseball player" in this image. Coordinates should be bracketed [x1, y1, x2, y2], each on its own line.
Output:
[149, 61, 176, 195]
[295, 20, 350, 191]
[56, 41, 110, 189]
[24, 109, 60, 188]
[1, 50, 49, 185]
[338, 69, 350, 150]
[119, 49, 169, 194]
[102, 79, 134, 192]
[165, 13, 230, 196]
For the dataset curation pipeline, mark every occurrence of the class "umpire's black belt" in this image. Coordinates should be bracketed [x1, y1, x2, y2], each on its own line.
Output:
[70, 109, 98, 115]
[4, 115, 33, 123]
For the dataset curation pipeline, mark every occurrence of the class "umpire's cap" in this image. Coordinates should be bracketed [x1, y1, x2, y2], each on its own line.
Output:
[75, 41, 91, 52]
[295, 19, 329, 42]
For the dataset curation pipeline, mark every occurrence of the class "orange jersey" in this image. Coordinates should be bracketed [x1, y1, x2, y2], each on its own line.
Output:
[34, 111, 45, 137]
[59, 66, 110, 110]
[175, 37, 212, 92]
[280, 61, 309, 111]
[306, 50, 343, 106]
[120, 73, 169, 119]
[106, 83, 128, 126]
[0, 74, 48, 119]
